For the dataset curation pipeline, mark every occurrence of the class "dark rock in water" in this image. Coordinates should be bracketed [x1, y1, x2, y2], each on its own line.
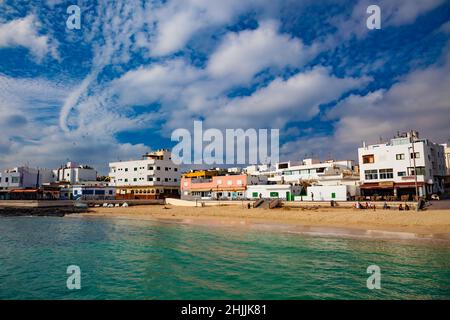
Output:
[0, 207, 88, 217]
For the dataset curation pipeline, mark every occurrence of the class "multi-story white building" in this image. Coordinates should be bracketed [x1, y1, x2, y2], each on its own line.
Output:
[54, 161, 97, 184]
[109, 149, 180, 199]
[358, 131, 446, 199]
[245, 159, 359, 186]
[0, 166, 56, 190]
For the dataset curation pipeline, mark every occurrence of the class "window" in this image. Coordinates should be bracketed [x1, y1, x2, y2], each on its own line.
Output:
[408, 167, 426, 176]
[397, 171, 406, 177]
[148, 165, 154, 170]
[11, 177, 19, 183]
[379, 169, 393, 179]
[269, 192, 279, 197]
[331, 193, 336, 199]
[125, 168, 128, 172]
[227, 180, 232, 186]
[165, 167, 169, 171]
[124, 178, 128, 182]
[134, 168, 137, 171]
[362, 154, 375, 164]
[396, 154, 405, 160]
[157, 177, 160, 181]
[174, 178, 177, 182]
[237, 180, 242, 185]
[364, 170, 378, 180]
[410, 152, 420, 159]
[133, 178, 137, 182]
[156, 166, 160, 170]
[278, 163, 289, 169]
[165, 178, 168, 182]
[147, 177, 153, 182]
[174, 168, 178, 172]
[217, 179, 222, 184]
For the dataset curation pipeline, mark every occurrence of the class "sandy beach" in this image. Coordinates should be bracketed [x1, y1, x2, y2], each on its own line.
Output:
[72, 204, 450, 243]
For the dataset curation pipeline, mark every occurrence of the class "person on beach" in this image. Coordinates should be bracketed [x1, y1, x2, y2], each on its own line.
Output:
[311, 192, 314, 202]
[405, 203, 410, 211]
[399, 204, 404, 211]
[383, 202, 388, 210]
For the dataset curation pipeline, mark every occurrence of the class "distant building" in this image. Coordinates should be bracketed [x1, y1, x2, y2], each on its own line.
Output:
[60, 182, 115, 200]
[444, 144, 450, 175]
[54, 161, 97, 184]
[0, 166, 56, 190]
[246, 184, 302, 200]
[244, 159, 359, 187]
[181, 172, 267, 200]
[443, 144, 450, 195]
[358, 131, 446, 199]
[109, 149, 180, 199]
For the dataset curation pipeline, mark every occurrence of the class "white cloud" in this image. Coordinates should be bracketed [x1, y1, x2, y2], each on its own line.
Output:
[207, 20, 316, 85]
[151, 0, 252, 56]
[0, 15, 58, 60]
[287, 48, 450, 161]
[203, 67, 369, 129]
[0, 74, 150, 173]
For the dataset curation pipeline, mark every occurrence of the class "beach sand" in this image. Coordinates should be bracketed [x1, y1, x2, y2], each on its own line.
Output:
[72, 204, 450, 242]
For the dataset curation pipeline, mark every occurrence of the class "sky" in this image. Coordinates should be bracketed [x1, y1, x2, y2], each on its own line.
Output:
[0, 0, 449, 173]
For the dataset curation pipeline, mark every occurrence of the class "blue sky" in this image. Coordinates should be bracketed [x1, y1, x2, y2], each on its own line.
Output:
[0, 0, 449, 173]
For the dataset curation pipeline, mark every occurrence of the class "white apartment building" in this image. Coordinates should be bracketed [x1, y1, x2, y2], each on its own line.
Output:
[358, 131, 446, 199]
[109, 149, 180, 199]
[0, 166, 56, 190]
[54, 161, 97, 185]
[246, 159, 359, 186]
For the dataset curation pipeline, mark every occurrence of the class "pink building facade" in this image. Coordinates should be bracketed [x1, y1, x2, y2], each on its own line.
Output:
[181, 174, 261, 200]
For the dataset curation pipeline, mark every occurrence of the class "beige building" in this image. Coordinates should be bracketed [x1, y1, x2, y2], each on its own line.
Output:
[443, 144, 450, 194]
[444, 144, 450, 175]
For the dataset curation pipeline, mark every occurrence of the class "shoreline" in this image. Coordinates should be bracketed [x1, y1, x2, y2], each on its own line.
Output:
[67, 204, 450, 246]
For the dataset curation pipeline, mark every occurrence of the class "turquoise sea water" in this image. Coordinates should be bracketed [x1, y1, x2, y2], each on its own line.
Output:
[0, 216, 449, 300]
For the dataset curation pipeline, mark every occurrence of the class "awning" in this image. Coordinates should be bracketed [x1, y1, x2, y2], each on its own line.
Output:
[360, 182, 425, 189]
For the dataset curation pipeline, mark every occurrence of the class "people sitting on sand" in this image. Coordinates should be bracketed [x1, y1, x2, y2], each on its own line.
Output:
[355, 202, 362, 209]
[405, 203, 410, 211]
[398, 204, 404, 211]
[365, 202, 369, 209]
[383, 202, 389, 210]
